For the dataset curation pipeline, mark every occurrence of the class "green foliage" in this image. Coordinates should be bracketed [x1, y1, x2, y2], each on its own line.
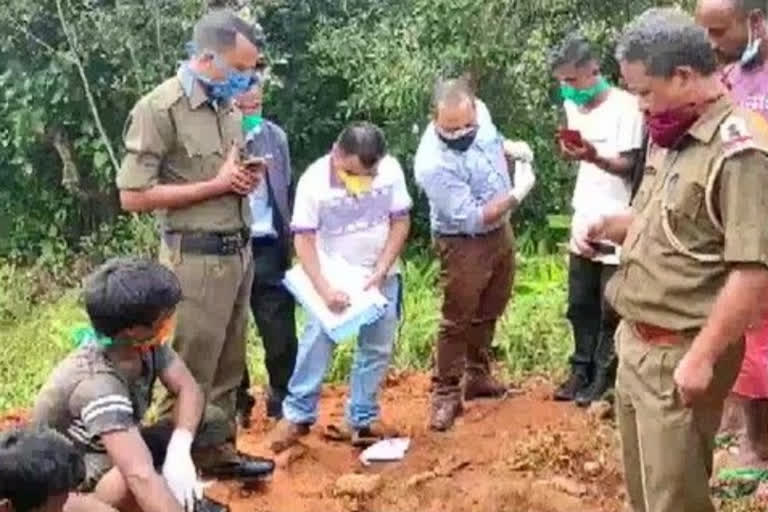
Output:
[0, 253, 571, 412]
[0, 0, 697, 263]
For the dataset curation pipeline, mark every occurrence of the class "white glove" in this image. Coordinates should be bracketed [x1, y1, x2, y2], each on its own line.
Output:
[162, 429, 200, 511]
[509, 160, 536, 203]
[503, 139, 534, 163]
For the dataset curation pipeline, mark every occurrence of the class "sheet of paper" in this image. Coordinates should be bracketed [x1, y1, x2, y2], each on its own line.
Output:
[283, 254, 389, 342]
[359, 438, 411, 466]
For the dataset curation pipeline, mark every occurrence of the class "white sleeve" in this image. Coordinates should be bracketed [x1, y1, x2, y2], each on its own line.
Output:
[615, 96, 645, 153]
[387, 157, 413, 216]
[290, 172, 319, 233]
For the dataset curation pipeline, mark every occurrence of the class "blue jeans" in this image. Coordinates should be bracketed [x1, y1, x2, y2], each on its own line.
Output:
[282, 275, 401, 429]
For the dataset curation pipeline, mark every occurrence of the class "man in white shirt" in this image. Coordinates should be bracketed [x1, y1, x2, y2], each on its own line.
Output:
[550, 32, 645, 406]
[269, 122, 411, 451]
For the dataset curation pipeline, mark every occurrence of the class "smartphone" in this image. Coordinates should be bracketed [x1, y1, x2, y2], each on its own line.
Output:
[589, 241, 616, 255]
[558, 128, 584, 147]
[242, 155, 271, 172]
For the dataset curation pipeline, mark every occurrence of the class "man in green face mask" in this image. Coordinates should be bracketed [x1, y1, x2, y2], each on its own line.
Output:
[550, 32, 646, 407]
[233, 82, 298, 426]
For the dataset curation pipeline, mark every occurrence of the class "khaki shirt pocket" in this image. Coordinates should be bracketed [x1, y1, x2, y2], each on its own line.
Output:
[174, 114, 225, 182]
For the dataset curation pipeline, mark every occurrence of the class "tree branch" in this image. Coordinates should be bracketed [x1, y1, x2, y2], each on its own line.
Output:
[54, 0, 121, 176]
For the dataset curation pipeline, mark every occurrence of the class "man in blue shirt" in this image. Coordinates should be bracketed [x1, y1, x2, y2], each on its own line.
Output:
[234, 83, 298, 424]
[414, 75, 536, 431]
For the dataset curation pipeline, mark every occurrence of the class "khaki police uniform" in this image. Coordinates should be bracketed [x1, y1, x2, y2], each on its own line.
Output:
[117, 67, 253, 440]
[606, 97, 768, 512]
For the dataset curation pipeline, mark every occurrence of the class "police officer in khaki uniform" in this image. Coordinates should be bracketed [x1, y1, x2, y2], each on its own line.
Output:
[117, 10, 269, 473]
[577, 8, 768, 512]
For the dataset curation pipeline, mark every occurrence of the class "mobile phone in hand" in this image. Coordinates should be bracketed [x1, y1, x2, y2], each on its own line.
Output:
[589, 241, 615, 255]
[557, 128, 584, 147]
[242, 155, 270, 173]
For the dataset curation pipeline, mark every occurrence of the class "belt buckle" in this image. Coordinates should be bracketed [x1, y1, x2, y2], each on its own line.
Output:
[219, 233, 242, 255]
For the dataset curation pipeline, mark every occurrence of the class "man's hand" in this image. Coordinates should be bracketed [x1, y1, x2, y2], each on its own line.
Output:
[559, 138, 597, 163]
[212, 146, 260, 196]
[503, 140, 534, 163]
[573, 215, 608, 258]
[364, 268, 387, 291]
[161, 429, 200, 511]
[673, 350, 714, 407]
[321, 287, 350, 313]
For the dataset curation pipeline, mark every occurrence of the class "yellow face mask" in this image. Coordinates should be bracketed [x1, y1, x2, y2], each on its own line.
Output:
[336, 168, 373, 197]
[134, 314, 176, 354]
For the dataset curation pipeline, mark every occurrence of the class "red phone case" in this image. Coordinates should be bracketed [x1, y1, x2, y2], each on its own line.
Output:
[558, 128, 583, 146]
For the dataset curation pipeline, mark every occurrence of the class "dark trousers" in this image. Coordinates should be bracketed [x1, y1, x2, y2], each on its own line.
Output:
[238, 236, 297, 409]
[566, 253, 619, 381]
[433, 226, 515, 398]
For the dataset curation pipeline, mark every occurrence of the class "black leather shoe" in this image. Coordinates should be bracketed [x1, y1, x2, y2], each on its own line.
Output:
[266, 389, 286, 419]
[554, 373, 588, 402]
[575, 372, 612, 408]
[199, 453, 276, 482]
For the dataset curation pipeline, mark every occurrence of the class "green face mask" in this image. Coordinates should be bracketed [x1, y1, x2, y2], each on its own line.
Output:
[242, 113, 263, 134]
[559, 77, 610, 106]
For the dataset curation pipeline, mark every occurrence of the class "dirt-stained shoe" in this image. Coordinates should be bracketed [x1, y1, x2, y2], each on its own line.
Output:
[464, 373, 508, 401]
[324, 422, 401, 448]
[429, 399, 463, 432]
[554, 373, 588, 402]
[269, 419, 311, 454]
[194, 443, 275, 482]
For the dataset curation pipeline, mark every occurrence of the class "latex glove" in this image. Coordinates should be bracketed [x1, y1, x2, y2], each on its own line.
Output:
[509, 160, 536, 203]
[503, 139, 534, 163]
[162, 429, 200, 511]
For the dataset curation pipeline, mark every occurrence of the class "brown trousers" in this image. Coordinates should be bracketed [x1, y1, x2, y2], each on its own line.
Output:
[616, 321, 744, 512]
[433, 226, 515, 398]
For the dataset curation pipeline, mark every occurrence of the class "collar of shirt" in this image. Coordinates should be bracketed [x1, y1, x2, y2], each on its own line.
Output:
[177, 62, 230, 112]
[687, 96, 734, 143]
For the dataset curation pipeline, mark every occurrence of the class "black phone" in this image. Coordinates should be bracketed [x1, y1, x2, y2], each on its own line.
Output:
[589, 241, 616, 255]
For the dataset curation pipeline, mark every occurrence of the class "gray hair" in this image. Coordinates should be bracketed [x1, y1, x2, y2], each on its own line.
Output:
[193, 9, 265, 55]
[550, 32, 596, 70]
[431, 74, 475, 113]
[616, 7, 717, 78]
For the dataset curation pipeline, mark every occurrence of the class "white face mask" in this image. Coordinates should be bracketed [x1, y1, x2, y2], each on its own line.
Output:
[741, 21, 763, 68]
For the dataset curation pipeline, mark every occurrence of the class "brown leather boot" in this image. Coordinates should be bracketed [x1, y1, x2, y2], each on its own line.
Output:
[464, 373, 508, 401]
[268, 419, 311, 454]
[429, 398, 463, 432]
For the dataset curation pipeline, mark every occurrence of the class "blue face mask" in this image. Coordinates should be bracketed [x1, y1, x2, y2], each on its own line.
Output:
[194, 54, 261, 102]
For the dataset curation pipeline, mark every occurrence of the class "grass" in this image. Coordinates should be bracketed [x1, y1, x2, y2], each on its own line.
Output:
[0, 252, 570, 414]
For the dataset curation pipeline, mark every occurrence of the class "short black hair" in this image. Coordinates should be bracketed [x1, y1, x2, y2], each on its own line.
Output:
[193, 8, 265, 55]
[550, 31, 596, 70]
[0, 428, 85, 511]
[84, 257, 182, 338]
[336, 122, 387, 169]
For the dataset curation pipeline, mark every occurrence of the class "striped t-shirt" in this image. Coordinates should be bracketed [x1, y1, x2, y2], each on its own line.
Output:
[31, 342, 175, 454]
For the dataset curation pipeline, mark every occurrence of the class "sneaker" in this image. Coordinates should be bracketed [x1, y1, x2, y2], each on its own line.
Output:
[268, 419, 310, 454]
[554, 373, 588, 402]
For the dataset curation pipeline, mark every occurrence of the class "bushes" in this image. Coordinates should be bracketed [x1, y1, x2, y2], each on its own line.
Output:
[0, 253, 572, 413]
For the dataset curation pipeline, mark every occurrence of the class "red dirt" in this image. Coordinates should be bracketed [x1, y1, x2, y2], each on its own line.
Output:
[208, 373, 625, 512]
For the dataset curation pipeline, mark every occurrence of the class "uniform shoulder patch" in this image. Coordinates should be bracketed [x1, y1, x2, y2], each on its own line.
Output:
[720, 114, 756, 157]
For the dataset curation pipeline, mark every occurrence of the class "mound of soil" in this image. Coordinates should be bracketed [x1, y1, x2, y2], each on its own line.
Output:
[209, 373, 625, 512]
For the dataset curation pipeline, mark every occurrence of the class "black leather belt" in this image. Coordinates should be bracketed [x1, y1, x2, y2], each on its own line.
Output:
[166, 229, 249, 256]
[434, 227, 502, 239]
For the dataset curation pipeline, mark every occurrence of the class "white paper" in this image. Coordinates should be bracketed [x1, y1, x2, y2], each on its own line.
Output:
[359, 438, 411, 466]
[283, 254, 389, 342]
